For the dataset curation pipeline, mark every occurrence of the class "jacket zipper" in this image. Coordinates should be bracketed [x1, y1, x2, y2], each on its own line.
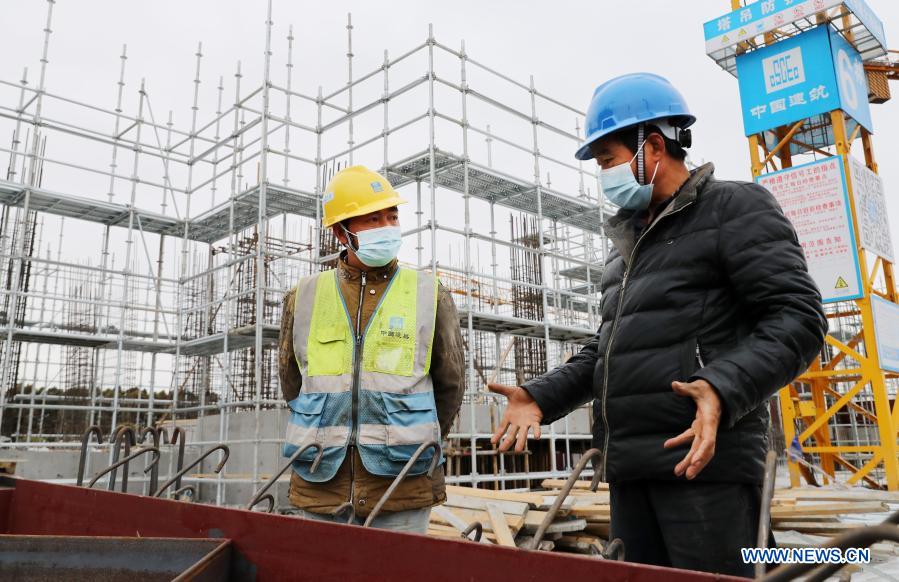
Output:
[599, 200, 695, 480]
[348, 271, 367, 509]
[696, 340, 706, 368]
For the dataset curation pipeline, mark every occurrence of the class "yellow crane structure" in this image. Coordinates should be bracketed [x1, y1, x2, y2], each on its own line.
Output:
[710, 1, 899, 489]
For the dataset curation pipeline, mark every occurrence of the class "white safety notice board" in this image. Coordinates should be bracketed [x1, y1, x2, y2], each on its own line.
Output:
[848, 155, 895, 263]
[757, 156, 863, 303]
[872, 296, 899, 374]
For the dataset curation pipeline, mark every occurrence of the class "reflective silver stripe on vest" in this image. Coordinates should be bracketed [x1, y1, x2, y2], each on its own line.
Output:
[300, 371, 353, 394]
[360, 372, 433, 394]
[296, 371, 432, 395]
[286, 423, 351, 449]
[292, 274, 319, 370]
[358, 423, 440, 446]
[413, 270, 438, 374]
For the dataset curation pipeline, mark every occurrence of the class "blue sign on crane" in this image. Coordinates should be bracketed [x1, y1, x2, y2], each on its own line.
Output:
[735, 25, 872, 136]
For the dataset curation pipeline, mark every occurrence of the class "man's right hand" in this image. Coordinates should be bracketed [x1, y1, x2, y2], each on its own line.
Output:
[487, 383, 544, 452]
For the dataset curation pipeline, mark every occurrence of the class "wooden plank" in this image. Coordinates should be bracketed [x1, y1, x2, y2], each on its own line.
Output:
[770, 501, 889, 517]
[446, 485, 544, 506]
[427, 524, 498, 544]
[445, 492, 529, 517]
[541, 479, 608, 491]
[569, 505, 611, 519]
[774, 522, 867, 535]
[520, 511, 587, 534]
[774, 488, 899, 504]
[583, 523, 611, 538]
[432, 506, 473, 532]
[430, 507, 525, 534]
[486, 503, 516, 547]
[555, 534, 605, 554]
[565, 490, 611, 503]
[430, 506, 494, 545]
[536, 494, 599, 509]
[768, 515, 839, 523]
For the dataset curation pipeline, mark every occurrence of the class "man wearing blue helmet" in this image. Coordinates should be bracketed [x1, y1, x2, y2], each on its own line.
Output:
[489, 73, 826, 575]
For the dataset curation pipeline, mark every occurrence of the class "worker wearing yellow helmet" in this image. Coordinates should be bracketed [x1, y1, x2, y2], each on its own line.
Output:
[278, 165, 465, 532]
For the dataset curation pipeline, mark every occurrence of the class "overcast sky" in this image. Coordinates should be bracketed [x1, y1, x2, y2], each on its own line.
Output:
[2, 0, 899, 274]
[2, 0, 899, 232]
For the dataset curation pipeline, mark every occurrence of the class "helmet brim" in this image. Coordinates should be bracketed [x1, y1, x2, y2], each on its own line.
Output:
[322, 194, 408, 227]
[573, 114, 697, 161]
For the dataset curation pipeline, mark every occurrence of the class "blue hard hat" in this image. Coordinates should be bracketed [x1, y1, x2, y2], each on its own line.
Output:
[575, 73, 696, 161]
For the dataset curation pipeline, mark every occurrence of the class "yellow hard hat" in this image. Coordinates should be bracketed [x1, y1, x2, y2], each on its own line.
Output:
[321, 165, 407, 227]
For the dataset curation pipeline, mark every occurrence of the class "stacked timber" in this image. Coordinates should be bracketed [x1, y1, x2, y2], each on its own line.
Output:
[428, 480, 899, 559]
[427, 482, 608, 553]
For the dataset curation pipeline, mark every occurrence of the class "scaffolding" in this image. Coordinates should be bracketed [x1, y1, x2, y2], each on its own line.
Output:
[0, 0, 611, 499]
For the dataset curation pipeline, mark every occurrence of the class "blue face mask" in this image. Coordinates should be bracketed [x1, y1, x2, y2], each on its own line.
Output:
[600, 140, 660, 211]
[344, 225, 402, 267]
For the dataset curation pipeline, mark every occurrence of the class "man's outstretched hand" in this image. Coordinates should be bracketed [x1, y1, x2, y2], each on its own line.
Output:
[663, 379, 722, 480]
[488, 383, 544, 452]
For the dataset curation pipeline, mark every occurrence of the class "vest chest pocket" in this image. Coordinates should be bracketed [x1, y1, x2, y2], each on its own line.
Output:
[289, 391, 327, 415]
[309, 324, 349, 376]
[365, 328, 415, 376]
[380, 392, 439, 462]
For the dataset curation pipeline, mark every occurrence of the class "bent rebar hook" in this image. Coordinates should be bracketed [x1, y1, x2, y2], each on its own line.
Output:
[152, 444, 229, 498]
[461, 521, 484, 543]
[246, 443, 324, 512]
[527, 448, 604, 550]
[170, 427, 187, 491]
[76, 425, 104, 487]
[363, 441, 441, 528]
[109, 426, 136, 492]
[601, 538, 625, 561]
[138, 427, 163, 494]
[87, 447, 161, 490]
[154, 427, 170, 445]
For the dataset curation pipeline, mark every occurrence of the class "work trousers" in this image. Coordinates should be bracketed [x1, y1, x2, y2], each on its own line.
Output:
[610, 480, 773, 577]
[292, 507, 431, 534]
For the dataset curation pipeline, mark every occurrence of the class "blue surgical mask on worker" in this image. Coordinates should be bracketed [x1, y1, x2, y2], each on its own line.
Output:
[600, 140, 660, 211]
[343, 225, 402, 267]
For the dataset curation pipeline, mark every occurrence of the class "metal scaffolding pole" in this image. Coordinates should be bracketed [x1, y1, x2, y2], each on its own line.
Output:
[529, 75, 557, 474]
[346, 13, 354, 166]
[427, 25, 438, 273]
[252, 0, 276, 489]
[214, 58, 244, 506]
[459, 40, 480, 488]
[110, 78, 146, 438]
[0, 0, 54, 437]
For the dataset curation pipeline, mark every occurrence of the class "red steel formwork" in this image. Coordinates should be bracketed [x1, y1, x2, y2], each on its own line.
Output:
[0, 477, 746, 581]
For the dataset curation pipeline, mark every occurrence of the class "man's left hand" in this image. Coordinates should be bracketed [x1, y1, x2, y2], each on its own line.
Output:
[663, 379, 722, 480]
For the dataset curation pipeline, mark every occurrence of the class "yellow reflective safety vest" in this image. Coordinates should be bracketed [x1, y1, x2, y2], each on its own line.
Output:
[286, 266, 440, 482]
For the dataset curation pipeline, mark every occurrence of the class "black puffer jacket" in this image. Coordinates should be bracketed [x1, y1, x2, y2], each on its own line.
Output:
[524, 163, 826, 485]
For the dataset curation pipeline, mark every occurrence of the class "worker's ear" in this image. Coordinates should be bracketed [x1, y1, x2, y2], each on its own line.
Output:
[332, 224, 347, 245]
[646, 132, 666, 159]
